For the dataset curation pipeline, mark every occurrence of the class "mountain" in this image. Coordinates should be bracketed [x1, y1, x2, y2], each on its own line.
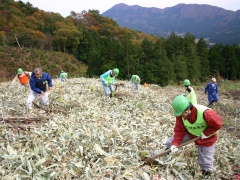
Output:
[102, 3, 240, 44]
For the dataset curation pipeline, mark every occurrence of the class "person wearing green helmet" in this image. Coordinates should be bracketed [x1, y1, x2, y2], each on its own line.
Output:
[59, 70, 68, 81]
[26, 67, 53, 112]
[183, 79, 197, 104]
[166, 95, 222, 177]
[100, 68, 119, 97]
[130, 75, 141, 90]
[11, 68, 32, 89]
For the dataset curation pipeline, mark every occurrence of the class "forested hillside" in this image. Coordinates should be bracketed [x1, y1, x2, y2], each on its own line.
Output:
[0, 0, 240, 84]
[0, 47, 87, 81]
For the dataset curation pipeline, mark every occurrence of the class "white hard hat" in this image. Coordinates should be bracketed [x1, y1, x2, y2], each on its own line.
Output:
[211, 78, 216, 82]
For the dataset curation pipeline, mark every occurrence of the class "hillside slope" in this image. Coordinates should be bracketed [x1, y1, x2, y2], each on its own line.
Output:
[0, 78, 239, 179]
[102, 3, 240, 44]
[0, 46, 87, 81]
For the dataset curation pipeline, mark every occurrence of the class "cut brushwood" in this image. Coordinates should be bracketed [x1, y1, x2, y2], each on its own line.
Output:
[0, 117, 49, 123]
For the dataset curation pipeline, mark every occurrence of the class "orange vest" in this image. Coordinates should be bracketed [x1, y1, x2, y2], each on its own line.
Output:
[18, 72, 29, 85]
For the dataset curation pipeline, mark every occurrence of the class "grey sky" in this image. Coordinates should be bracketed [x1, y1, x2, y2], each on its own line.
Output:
[17, 0, 240, 17]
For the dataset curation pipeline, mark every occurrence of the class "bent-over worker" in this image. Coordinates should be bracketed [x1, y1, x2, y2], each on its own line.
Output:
[11, 68, 31, 89]
[166, 95, 222, 176]
[100, 68, 119, 97]
[26, 68, 52, 111]
[130, 75, 141, 90]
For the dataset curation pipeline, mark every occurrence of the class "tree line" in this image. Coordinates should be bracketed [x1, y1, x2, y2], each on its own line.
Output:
[0, 0, 240, 85]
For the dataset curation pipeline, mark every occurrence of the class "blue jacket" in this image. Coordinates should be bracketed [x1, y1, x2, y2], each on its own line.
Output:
[100, 70, 115, 84]
[30, 72, 52, 94]
[204, 82, 218, 95]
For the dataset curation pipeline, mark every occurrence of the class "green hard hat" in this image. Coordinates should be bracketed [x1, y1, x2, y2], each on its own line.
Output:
[183, 79, 190, 86]
[18, 68, 23, 74]
[113, 68, 119, 76]
[172, 95, 189, 116]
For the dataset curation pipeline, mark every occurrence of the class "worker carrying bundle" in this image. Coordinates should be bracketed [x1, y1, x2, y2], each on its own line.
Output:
[130, 75, 141, 90]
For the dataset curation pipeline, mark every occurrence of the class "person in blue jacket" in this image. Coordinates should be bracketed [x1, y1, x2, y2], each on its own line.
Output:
[204, 78, 218, 105]
[26, 67, 53, 111]
[100, 68, 119, 97]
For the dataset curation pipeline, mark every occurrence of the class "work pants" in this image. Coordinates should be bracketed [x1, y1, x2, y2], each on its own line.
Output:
[208, 93, 218, 104]
[102, 82, 113, 96]
[166, 134, 215, 171]
[26, 90, 49, 108]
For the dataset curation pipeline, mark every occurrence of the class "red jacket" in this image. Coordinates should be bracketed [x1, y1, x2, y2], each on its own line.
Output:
[172, 106, 222, 147]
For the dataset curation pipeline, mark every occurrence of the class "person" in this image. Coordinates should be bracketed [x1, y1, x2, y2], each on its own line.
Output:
[59, 70, 68, 81]
[130, 75, 141, 90]
[11, 68, 31, 89]
[26, 68, 53, 111]
[183, 79, 197, 104]
[100, 68, 119, 97]
[204, 78, 218, 105]
[166, 95, 222, 176]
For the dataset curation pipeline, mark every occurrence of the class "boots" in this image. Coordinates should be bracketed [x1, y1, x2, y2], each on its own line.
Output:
[202, 169, 212, 177]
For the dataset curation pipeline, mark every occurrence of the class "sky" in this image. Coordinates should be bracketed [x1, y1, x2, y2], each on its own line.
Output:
[17, 0, 240, 17]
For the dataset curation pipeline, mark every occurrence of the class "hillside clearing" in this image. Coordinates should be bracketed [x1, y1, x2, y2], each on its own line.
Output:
[0, 78, 239, 179]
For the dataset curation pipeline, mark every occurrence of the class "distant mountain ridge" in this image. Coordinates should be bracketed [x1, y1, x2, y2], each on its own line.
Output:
[102, 3, 240, 44]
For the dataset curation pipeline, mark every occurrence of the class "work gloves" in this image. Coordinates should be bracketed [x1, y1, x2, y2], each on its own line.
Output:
[201, 132, 209, 139]
[170, 145, 178, 153]
[104, 81, 109, 86]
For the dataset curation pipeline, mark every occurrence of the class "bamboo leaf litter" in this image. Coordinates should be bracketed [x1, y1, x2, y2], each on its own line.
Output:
[0, 78, 239, 179]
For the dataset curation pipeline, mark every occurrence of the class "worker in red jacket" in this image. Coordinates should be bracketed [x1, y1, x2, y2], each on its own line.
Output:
[166, 95, 222, 176]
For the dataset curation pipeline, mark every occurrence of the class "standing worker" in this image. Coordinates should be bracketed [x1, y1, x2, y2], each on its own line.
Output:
[183, 79, 197, 104]
[11, 68, 31, 89]
[204, 78, 218, 106]
[59, 70, 68, 81]
[100, 68, 119, 97]
[166, 95, 222, 176]
[26, 68, 52, 111]
[130, 75, 141, 90]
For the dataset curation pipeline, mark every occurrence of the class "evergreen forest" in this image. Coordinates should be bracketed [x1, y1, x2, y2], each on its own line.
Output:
[0, 0, 240, 85]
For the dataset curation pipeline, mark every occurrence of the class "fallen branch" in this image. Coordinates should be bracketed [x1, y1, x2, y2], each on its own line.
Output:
[0, 117, 49, 123]
[18, 124, 36, 130]
[46, 108, 68, 114]
[6, 119, 17, 130]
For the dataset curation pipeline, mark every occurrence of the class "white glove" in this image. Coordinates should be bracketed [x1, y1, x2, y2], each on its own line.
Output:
[170, 145, 178, 153]
[201, 132, 209, 139]
[104, 81, 108, 86]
